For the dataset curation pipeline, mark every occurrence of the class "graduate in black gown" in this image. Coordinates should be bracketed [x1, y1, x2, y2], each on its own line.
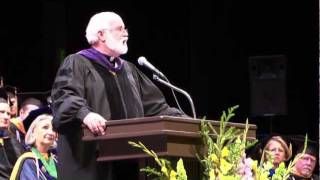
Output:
[51, 11, 186, 180]
[0, 97, 25, 180]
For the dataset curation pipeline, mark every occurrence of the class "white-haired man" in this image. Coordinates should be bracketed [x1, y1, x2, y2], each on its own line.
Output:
[51, 11, 185, 180]
[288, 145, 319, 180]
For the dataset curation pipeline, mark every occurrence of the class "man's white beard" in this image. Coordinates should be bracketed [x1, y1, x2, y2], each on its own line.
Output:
[105, 35, 128, 55]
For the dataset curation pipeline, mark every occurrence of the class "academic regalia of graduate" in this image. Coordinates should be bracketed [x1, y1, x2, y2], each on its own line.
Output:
[10, 150, 58, 180]
[0, 130, 25, 180]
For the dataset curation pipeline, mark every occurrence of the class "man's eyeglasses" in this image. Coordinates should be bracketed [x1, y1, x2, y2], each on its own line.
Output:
[103, 26, 128, 34]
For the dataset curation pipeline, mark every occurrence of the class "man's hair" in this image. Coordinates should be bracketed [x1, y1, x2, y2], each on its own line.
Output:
[20, 97, 42, 110]
[7, 91, 14, 98]
[85, 11, 122, 45]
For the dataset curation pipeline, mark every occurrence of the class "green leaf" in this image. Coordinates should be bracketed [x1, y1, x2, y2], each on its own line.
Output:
[176, 158, 188, 180]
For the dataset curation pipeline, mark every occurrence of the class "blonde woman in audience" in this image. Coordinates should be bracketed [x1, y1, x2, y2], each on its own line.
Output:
[262, 135, 292, 176]
[10, 112, 57, 180]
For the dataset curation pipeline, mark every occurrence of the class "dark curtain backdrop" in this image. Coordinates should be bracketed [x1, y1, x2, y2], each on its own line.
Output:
[0, 0, 318, 143]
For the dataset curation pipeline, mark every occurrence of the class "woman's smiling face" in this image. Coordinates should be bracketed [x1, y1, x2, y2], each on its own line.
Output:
[33, 118, 57, 148]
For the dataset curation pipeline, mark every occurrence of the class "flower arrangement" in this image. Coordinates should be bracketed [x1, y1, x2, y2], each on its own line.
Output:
[129, 105, 308, 180]
[198, 105, 257, 180]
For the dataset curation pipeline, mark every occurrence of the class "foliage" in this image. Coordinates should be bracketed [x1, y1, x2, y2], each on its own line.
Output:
[198, 105, 258, 180]
[128, 141, 187, 180]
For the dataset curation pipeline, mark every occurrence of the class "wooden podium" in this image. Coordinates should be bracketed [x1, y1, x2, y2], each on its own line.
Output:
[82, 116, 257, 180]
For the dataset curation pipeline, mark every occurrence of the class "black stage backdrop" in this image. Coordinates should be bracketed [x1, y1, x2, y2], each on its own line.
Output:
[0, 0, 318, 143]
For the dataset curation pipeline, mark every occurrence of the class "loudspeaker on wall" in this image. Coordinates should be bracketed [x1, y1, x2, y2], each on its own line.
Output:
[249, 54, 287, 117]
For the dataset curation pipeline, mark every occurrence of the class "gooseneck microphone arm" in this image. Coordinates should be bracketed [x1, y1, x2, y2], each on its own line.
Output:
[153, 74, 196, 119]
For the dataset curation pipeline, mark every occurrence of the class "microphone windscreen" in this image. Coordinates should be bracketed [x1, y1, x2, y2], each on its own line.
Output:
[137, 56, 146, 66]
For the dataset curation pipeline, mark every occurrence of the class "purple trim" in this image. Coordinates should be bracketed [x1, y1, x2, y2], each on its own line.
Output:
[77, 48, 123, 72]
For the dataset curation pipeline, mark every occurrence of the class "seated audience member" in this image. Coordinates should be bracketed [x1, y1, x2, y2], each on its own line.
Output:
[17, 98, 43, 122]
[288, 145, 319, 180]
[7, 92, 18, 118]
[0, 98, 25, 179]
[262, 135, 292, 176]
[10, 110, 58, 180]
[9, 98, 43, 144]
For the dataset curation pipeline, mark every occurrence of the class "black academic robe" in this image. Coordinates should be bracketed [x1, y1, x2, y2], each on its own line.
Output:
[51, 54, 184, 180]
[0, 130, 24, 180]
[288, 174, 319, 180]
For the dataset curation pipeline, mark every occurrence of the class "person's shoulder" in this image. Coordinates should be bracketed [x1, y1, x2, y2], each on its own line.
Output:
[17, 152, 36, 167]
[287, 174, 300, 180]
[287, 174, 294, 180]
[287, 174, 319, 180]
[64, 53, 88, 63]
[312, 174, 319, 180]
[10, 151, 36, 178]
[9, 118, 26, 134]
[59, 53, 92, 69]
[18, 152, 36, 161]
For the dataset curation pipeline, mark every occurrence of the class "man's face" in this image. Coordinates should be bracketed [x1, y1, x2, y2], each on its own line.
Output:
[294, 153, 317, 178]
[0, 102, 11, 129]
[9, 97, 18, 116]
[104, 19, 129, 56]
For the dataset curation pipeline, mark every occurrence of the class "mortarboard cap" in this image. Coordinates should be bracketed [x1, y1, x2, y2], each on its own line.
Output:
[289, 135, 318, 158]
[23, 106, 52, 132]
[296, 144, 318, 158]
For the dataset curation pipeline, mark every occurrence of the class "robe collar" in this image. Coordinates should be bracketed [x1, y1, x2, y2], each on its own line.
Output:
[77, 48, 123, 72]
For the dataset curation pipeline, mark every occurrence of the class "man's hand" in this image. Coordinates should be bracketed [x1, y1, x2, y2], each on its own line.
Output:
[83, 112, 107, 135]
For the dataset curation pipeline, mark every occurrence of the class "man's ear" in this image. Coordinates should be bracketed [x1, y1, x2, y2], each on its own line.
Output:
[97, 30, 106, 42]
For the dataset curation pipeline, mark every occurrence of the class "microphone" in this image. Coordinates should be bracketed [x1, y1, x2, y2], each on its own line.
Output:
[137, 56, 165, 78]
[137, 56, 197, 118]
[153, 74, 197, 119]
